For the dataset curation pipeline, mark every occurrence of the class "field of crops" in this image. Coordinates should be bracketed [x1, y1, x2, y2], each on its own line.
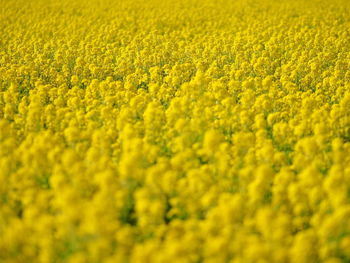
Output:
[1, 0, 350, 262]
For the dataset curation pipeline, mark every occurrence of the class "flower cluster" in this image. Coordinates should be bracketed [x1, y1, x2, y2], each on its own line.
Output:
[1, 0, 350, 262]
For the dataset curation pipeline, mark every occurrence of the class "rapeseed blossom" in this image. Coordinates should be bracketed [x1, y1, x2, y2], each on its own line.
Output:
[1, 0, 350, 262]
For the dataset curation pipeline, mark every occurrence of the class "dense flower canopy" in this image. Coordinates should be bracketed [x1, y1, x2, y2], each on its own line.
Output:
[1, 0, 350, 262]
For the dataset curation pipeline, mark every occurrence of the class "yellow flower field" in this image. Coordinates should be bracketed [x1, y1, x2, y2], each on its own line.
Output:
[1, 0, 350, 262]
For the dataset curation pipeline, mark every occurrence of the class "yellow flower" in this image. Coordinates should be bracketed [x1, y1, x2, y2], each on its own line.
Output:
[1, 0, 350, 261]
